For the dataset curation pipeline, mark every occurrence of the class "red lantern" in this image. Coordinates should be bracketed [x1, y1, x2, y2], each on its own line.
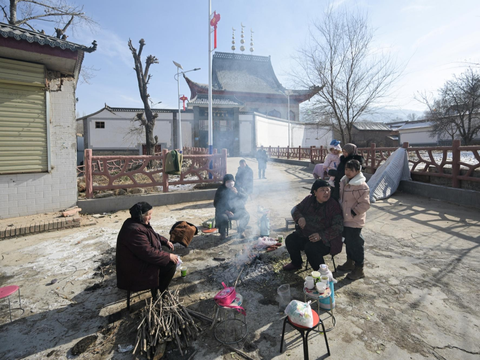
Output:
[210, 11, 221, 49]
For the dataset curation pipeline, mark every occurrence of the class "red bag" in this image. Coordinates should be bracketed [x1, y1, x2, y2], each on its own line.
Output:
[214, 282, 246, 315]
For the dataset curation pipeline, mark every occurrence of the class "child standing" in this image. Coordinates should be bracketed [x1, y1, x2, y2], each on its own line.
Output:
[337, 159, 370, 280]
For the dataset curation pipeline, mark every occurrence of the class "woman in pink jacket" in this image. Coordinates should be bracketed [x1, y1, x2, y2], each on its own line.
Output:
[337, 159, 370, 280]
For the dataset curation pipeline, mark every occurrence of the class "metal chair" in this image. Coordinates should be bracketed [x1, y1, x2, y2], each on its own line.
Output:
[280, 309, 330, 359]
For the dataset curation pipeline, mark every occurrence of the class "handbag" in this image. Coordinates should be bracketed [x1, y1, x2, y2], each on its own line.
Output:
[214, 282, 246, 315]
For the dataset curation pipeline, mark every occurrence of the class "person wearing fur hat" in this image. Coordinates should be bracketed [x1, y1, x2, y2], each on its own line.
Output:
[214, 174, 250, 240]
[313, 140, 342, 182]
[283, 179, 344, 271]
[329, 143, 365, 200]
[116, 202, 179, 301]
[337, 159, 370, 280]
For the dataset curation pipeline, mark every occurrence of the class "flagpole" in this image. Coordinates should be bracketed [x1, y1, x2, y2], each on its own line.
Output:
[208, 0, 213, 155]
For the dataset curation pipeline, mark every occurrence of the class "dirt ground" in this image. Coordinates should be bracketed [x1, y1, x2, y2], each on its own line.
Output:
[1, 158, 480, 360]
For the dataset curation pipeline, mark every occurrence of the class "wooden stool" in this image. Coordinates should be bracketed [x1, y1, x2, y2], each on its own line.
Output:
[0, 285, 23, 322]
[280, 310, 330, 359]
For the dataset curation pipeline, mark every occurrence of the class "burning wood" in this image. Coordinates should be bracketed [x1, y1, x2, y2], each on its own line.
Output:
[133, 289, 202, 359]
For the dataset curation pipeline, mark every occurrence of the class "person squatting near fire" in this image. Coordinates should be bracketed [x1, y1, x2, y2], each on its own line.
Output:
[337, 159, 370, 280]
[214, 174, 250, 240]
[116, 202, 179, 300]
[235, 159, 254, 195]
[313, 140, 342, 185]
[329, 143, 365, 200]
[282, 179, 344, 271]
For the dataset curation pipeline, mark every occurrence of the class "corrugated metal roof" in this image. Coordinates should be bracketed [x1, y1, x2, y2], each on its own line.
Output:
[0, 22, 97, 53]
[353, 121, 391, 131]
[398, 121, 433, 130]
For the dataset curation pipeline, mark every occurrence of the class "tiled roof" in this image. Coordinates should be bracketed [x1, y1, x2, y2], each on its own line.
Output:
[0, 22, 97, 52]
[105, 105, 177, 113]
[188, 94, 244, 107]
[353, 121, 392, 131]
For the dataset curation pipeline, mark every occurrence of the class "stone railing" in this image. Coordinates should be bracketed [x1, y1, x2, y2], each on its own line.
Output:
[82, 148, 227, 199]
[262, 140, 480, 189]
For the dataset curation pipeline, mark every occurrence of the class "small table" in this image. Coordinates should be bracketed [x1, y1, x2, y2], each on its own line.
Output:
[303, 284, 336, 332]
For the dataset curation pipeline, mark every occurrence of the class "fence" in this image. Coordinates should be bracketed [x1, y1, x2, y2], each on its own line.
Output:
[266, 145, 330, 163]
[264, 140, 480, 189]
[81, 148, 227, 199]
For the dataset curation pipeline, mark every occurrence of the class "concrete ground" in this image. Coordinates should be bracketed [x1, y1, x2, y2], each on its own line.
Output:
[0, 157, 479, 360]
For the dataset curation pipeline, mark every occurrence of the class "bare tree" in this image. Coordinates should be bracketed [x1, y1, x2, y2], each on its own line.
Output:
[1, 0, 96, 38]
[295, 8, 400, 144]
[128, 38, 159, 156]
[418, 68, 480, 145]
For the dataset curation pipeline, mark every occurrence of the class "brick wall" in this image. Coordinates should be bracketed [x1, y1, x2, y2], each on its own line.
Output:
[0, 78, 78, 219]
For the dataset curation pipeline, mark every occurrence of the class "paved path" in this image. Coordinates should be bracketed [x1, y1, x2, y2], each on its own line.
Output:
[0, 158, 479, 360]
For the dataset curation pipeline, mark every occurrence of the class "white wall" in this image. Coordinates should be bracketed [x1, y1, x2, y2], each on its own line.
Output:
[255, 114, 289, 147]
[239, 114, 254, 155]
[87, 110, 177, 150]
[400, 128, 437, 145]
[254, 113, 332, 148]
[0, 78, 78, 218]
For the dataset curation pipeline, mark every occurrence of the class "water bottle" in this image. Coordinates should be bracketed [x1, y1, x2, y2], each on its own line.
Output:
[259, 213, 270, 237]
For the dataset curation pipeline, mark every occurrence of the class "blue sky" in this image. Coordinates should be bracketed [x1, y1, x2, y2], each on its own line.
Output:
[67, 0, 480, 119]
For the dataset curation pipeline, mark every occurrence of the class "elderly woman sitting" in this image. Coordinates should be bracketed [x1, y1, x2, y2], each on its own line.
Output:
[116, 202, 179, 303]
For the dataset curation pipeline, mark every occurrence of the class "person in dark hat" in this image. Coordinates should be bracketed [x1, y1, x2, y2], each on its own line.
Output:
[283, 179, 344, 271]
[116, 202, 179, 300]
[214, 174, 250, 240]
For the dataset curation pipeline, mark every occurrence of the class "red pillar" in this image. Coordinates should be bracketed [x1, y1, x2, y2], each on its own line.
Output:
[370, 143, 376, 172]
[452, 139, 461, 188]
[162, 149, 169, 192]
[84, 149, 93, 199]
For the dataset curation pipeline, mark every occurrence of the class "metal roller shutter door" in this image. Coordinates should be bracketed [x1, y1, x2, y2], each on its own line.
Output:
[0, 64, 48, 174]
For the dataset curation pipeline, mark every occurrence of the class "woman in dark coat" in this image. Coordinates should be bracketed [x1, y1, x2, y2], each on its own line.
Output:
[116, 202, 179, 298]
[329, 143, 365, 200]
[214, 174, 250, 240]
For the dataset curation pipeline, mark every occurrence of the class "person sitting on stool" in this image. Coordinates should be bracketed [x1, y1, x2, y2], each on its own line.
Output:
[283, 179, 344, 271]
[116, 202, 179, 300]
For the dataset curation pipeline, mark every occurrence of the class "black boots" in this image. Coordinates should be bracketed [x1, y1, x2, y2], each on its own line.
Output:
[337, 258, 355, 272]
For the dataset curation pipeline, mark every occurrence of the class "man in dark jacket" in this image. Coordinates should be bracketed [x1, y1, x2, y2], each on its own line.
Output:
[255, 146, 268, 179]
[329, 143, 365, 200]
[235, 159, 254, 195]
[283, 179, 344, 271]
[214, 174, 250, 240]
[116, 202, 179, 299]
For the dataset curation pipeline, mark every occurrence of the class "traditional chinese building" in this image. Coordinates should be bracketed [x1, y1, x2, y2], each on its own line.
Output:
[184, 51, 320, 155]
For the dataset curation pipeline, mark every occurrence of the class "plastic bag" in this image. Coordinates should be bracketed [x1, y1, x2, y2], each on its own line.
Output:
[255, 236, 278, 249]
[284, 300, 314, 328]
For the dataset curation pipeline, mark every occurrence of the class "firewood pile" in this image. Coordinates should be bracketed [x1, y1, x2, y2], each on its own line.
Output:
[133, 289, 204, 359]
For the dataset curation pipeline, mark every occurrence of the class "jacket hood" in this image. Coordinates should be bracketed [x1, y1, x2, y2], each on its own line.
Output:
[342, 172, 366, 186]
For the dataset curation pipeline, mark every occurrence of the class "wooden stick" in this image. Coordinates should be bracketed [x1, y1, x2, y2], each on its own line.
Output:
[225, 344, 254, 360]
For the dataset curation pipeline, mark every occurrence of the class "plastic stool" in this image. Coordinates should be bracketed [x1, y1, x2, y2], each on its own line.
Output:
[0, 285, 23, 322]
[280, 310, 330, 359]
[211, 293, 247, 344]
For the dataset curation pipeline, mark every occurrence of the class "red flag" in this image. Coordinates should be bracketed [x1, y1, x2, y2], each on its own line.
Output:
[210, 11, 221, 49]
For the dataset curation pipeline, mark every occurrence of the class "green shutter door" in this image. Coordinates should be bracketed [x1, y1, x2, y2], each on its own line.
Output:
[0, 58, 47, 174]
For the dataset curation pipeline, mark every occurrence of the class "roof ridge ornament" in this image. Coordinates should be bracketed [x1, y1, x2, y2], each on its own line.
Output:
[231, 27, 236, 52]
[250, 29, 254, 53]
[240, 23, 245, 52]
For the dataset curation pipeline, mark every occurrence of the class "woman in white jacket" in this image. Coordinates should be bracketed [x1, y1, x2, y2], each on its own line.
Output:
[338, 159, 370, 280]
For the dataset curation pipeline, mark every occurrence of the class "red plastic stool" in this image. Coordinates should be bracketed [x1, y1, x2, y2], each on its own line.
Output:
[0, 285, 23, 322]
[280, 309, 330, 359]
